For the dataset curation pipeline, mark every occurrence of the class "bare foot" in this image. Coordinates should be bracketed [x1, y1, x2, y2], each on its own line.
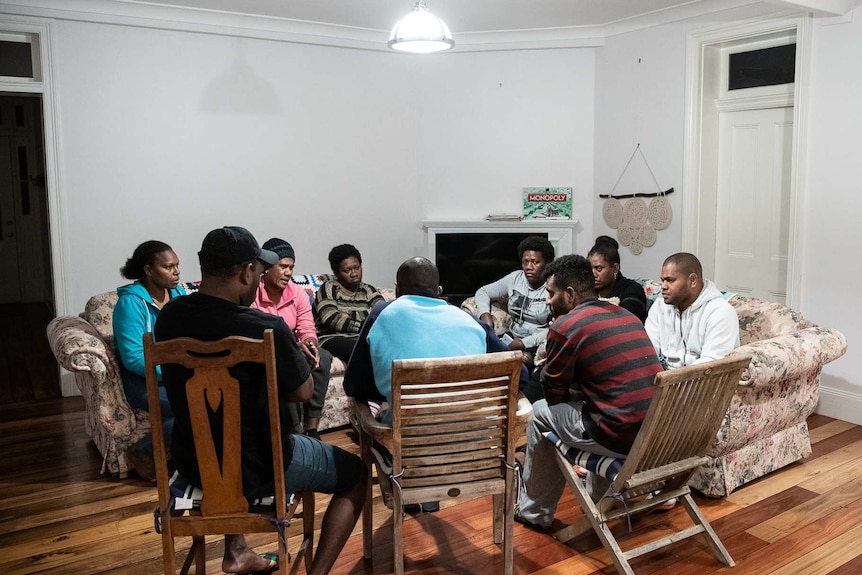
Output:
[222, 534, 275, 574]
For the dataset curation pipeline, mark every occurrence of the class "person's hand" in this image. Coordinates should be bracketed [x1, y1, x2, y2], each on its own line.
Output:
[479, 312, 495, 329]
[521, 351, 534, 365]
[508, 336, 526, 351]
[299, 338, 320, 368]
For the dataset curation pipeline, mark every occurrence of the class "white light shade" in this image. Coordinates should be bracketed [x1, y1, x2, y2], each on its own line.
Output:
[388, 1, 454, 54]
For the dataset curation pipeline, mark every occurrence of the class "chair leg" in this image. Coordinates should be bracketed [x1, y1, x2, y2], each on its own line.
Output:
[492, 493, 503, 544]
[393, 490, 404, 575]
[359, 428, 374, 560]
[159, 511, 177, 575]
[554, 450, 636, 575]
[503, 472, 515, 575]
[679, 493, 735, 567]
[192, 536, 206, 575]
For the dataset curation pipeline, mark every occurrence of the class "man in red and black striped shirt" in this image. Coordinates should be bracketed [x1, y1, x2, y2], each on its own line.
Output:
[517, 254, 662, 530]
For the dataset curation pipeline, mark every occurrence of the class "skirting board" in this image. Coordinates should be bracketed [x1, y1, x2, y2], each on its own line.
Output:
[817, 386, 862, 426]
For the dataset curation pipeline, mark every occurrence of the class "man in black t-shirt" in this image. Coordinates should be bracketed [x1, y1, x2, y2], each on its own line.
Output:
[156, 226, 365, 575]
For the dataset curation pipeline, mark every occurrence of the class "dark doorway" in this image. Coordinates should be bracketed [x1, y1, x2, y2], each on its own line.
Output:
[0, 94, 58, 403]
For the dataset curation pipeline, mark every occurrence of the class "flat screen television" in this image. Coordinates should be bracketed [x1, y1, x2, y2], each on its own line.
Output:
[435, 232, 549, 305]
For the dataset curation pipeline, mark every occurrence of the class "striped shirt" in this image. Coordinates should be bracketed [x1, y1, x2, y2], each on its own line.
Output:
[313, 280, 384, 345]
[543, 299, 662, 454]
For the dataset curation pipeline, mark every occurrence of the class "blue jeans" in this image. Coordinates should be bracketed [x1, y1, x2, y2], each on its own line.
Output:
[123, 375, 174, 454]
[284, 433, 364, 495]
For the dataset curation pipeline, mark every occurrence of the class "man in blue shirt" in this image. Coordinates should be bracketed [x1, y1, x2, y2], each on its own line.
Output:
[345, 257, 526, 419]
[344, 257, 526, 512]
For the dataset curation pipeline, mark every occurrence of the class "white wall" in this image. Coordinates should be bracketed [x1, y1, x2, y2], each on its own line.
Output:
[801, 7, 862, 422]
[50, 19, 595, 312]
[593, 4, 860, 421]
[415, 49, 594, 254]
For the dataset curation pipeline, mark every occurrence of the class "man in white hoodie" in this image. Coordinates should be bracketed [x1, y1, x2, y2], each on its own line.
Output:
[645, 253, 739, 369]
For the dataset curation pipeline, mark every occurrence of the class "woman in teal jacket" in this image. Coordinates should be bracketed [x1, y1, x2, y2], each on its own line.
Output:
[113, 240, 185, 464]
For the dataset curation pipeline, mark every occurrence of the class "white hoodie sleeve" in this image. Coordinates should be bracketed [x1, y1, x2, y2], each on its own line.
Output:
[692, 300, 740, 364]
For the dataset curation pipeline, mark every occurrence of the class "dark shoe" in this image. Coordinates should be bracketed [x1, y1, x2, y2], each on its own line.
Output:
[514, 510, 553, 533]
[405, 501, 440, 513]
[304, 428, 321, 440]
[125, 442, 156, 483]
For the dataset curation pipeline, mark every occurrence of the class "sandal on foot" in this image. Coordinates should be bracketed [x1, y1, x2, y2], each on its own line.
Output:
[238, 552, 280, 575]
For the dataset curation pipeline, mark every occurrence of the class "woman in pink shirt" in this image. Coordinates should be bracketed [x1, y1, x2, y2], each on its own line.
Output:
[252, 238, 331, 439]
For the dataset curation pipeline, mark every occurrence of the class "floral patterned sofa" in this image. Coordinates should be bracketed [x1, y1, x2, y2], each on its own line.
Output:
[461, 285, 847, 497]
[46, 275, 394, 477]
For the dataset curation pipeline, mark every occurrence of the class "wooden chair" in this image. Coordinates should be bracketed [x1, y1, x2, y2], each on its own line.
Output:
[352, 350, 527, 575]
[144, 330, 314, 575]
[549, 354, 752, 575]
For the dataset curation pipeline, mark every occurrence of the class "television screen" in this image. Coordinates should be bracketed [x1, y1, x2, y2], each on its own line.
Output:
[435, 232, 549, 304]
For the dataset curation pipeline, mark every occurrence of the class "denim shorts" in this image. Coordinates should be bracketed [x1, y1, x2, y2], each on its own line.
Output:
[283, 433, 364, 495]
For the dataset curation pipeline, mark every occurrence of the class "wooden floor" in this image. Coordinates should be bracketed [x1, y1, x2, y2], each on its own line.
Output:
[1, 397, 861, 575]
[0, 303, 60, 405]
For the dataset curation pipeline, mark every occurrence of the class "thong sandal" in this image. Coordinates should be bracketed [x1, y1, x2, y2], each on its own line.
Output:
[238, 552, 279, 575]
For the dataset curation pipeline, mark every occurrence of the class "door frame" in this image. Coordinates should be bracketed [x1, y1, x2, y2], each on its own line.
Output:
[0, 18, 65, 313]
[682, 13, 811, 309]
[0, 17, 75, 395]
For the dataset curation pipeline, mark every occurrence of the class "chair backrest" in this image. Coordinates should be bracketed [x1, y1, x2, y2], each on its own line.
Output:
[144, 330, 285, 517]
[389, 351, 523, 496]
[613, 354, 752, 496]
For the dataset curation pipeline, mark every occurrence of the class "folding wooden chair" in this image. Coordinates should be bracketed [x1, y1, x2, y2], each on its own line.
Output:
[144, 329, 314, 575]
[352, 350, 528, 575]
[549, 354, 752, 575]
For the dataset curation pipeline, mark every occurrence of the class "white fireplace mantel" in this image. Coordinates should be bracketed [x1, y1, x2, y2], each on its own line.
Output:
[422, 218, 580, 262]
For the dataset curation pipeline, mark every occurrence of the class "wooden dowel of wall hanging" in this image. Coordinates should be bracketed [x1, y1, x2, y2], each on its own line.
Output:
[599, 187, 674, 199]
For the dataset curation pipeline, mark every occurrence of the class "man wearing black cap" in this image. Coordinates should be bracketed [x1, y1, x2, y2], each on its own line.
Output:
[155, 226, 366, 575]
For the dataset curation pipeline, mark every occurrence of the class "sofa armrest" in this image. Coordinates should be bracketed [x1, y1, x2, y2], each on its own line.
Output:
[730, 326, 847, 388]
[47, 315, 119, 380]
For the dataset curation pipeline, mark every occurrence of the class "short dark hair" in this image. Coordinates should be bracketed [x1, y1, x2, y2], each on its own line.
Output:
[328, 244, 362, 273]
[203, 261, 251, 280]
[663, 252, 703, 278]
[543, 254, 596, 299]
[587, 235, 620, 266]
[517, 236, 555, 263]
[120, 240, 172, 280]
[396, 257, 439, 298]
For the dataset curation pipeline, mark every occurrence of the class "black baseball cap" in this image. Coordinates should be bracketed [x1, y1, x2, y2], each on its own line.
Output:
[198, 226, 279, 272]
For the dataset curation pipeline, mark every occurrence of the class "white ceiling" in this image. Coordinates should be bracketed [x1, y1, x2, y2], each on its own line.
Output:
[5, 0, 859, 51]
[118, 0, 723, 33]
[113, 0, 861, 33]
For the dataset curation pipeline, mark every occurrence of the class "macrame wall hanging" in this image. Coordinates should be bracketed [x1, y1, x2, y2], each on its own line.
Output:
[601, 144, 674, 255]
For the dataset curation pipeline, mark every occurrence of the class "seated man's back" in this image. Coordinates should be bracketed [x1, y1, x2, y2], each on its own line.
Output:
[345, 257, 488, 422]
[155, 226, 366, 575]
[157, 291, 309, 497]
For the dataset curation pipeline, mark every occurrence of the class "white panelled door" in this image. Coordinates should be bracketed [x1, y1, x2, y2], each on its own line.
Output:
[715, 106, 792, 304]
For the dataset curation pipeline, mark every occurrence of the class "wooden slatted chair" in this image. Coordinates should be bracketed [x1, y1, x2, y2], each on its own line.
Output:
[352, 350, 527, 575]
[549, 354, 752, 575]
[144, 329, 314, 575]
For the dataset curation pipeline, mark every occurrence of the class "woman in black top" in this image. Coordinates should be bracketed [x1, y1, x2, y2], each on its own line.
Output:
[588, 236, 648, 323]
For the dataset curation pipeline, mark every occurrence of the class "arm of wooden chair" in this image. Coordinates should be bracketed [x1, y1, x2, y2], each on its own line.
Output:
[515, 393, 533, 439]
[351, 399, 392, 443]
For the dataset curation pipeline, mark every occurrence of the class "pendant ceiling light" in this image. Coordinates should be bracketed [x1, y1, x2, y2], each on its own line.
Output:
[388, 0, 454, 54]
